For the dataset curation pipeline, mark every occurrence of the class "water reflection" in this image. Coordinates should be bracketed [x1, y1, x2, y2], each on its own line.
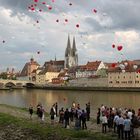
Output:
[0, 89, 140, 115]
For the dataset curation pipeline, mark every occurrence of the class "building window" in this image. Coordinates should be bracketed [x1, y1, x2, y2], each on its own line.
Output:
[110, 76, 112, 79]
[135, 81, 139, 83]
[122, 81, 127, 84]
[129, 76, 131, 79]
[109, 81, 113, 83]
[116, 81, 119, 84]
[118, 76, 120, 79]
[137, 76, 139, 78]
[123, 76, 125, 79]
[128, 81, 132, 84]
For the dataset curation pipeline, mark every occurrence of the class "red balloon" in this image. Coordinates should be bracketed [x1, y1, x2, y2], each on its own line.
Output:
[93, 9, 97, 13]
[36, 20, 39, 23]
[76, 24, 79, 28]
[69, 3, 72, 6]
[42, 2, 46, 5]
[111, 63, 116, 68]
[48, 6, 52, 10]
[34, 4, 37, 7]
[65, 19, 68, 22]
[112, 44, 115, 48]
[2, 40, 5, 43]
[117, 46, 123, 51]
[31, 7, 35, 11]
[34, 0, 39, 2]
[39, 9, 42, 12]
[56, 19, 59, 22]
[37, 51, 40, 54]
[136, 69, 140, 73]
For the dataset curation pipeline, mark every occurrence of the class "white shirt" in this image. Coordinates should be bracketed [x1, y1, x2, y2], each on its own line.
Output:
[128, 111, 133, 120]
[101, 116, 108, 124]
[118, 117, 124, 125]
[114, 115, 119, 125]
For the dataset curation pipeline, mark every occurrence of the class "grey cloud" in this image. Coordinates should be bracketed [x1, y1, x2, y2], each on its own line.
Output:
[70, 0, 140, 32]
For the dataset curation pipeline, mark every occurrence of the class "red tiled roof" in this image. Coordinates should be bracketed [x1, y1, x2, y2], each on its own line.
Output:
[77, 61, 101, 71]
[38, 65, 60, 75]
[86, 61, 101, 67]
[44, 60, 64, 66]
[108, 60, 140, 72]
[133, 60, 140, 65]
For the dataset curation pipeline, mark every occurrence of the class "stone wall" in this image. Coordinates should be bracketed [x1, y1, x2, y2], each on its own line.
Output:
[68, 77, 108, 87]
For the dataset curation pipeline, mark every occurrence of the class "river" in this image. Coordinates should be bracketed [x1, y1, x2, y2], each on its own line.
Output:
[0, 89, 140, 115]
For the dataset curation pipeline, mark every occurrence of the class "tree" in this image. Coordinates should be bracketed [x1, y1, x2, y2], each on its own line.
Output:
[0, 72, 7, 79]
[96, 68, 107, 77]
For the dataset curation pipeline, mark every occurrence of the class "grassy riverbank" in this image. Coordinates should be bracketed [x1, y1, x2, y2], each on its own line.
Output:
[0, 104, 117, 140]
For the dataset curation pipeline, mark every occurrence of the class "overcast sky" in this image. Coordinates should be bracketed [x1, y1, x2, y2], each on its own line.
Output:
[0, 0, 140, 72]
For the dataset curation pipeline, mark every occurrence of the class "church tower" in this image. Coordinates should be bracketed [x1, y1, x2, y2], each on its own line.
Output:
[65, 35, 78, 68]
[72, 36, 78, 66]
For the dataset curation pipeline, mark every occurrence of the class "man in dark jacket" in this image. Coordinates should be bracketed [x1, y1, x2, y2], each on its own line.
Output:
[86, 102, 90, 121]
[64, 108, 70, 128]
[81, 110, 87, 129]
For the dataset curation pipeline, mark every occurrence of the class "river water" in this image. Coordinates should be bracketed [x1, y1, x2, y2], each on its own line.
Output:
[0, 89, 140, 115]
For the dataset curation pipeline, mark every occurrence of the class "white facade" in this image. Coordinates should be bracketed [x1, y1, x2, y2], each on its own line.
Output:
[76, 70, 96, 78]
[36, 72, 59, 85]
[36, 74, 46, 85]
[97, 61, 106, 70]
[76, 61, 106, 78]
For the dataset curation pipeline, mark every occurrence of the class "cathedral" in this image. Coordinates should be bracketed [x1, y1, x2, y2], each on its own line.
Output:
[65, 35, 78, 68]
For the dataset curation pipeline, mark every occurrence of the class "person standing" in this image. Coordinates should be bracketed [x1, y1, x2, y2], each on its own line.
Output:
[64, 108, 70, 128]
[59, 107, 64, 124]
[86, 102, 90, 121]
[113, 112, 119, 133]
[41, 105, 45, 121]
[81, 110, 87, 129]
[97, 108, 101, 124]
[101, 113, 108, 133]
[36, 103, 41, 118]
[118, 114, 124, 140]
[55, 102, 58, 117]
[50, 104, 56, 124]
[124, 116, 131, 140]
[137, 108, 140, 118]
[29, 105, 33, 119]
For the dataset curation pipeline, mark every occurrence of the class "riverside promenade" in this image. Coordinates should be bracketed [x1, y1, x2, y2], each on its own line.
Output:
[30, 85, 140, 92]
[28, 77, 140, 92]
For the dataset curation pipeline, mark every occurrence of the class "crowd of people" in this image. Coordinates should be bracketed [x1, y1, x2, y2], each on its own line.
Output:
[49, 102, 90, 129]
[28, 103, 140, 139]
[98, 104, 140, 140]
[29, 102, 90, 130]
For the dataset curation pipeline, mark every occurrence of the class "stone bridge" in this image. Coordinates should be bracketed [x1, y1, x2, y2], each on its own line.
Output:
[0, 79, 35, 88]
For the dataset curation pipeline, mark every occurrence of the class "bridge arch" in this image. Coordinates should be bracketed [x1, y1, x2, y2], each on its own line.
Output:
[5, 82, 16, 88]
[26, 83, 35, 88]
[0, 82, 4, 87]
[16, 83, 23, 86]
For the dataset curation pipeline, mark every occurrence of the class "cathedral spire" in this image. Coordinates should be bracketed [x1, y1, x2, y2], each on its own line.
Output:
[71, 36, 77, 57]
[65, 34, 71, 57]
[55, 54, 56, 61]
[72, 36, 77, 52]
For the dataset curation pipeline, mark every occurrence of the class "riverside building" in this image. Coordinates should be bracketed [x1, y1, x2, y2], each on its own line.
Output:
[108, 60, 140, 87]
